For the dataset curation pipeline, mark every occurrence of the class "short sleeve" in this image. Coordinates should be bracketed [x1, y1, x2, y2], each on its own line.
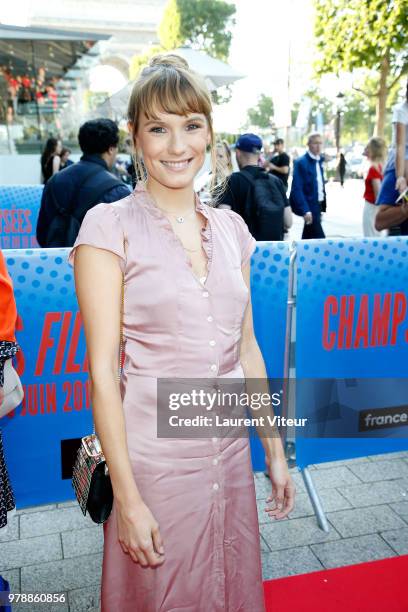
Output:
[226, 210, 256, 267]
[392, 102, 408, 125]
[68, 203, 125, 269]
[368, 166, 382, 181]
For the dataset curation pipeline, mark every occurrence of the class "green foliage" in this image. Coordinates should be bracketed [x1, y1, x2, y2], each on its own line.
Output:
[159, 0, 236, 61]
[84, 90, 110, 112]
[246, 94, 274, 129]
[314, 0, 408, 76]
[158, 0, 183, 51]
[314, 0, 408, 135]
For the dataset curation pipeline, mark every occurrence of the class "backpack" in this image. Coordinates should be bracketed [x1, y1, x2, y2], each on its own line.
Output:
[240, 170, 285, 241]
[44, 165, 122, 247]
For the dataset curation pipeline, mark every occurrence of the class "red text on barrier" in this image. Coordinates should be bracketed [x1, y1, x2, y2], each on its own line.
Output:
[35, 312, 88, 376]
[0, 209, 32, 234]
[322, 292, 407, 350]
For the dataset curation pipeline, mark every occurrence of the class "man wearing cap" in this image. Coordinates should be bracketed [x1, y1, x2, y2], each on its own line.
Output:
[217, 133, 292, 241]
[289, 132, 327, 239]
[264, 138, 290, 191]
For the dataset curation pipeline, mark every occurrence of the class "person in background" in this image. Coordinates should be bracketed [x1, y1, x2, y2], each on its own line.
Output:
[289, 132, 327, 239]
[198, 140, 233, 203]
[37, 119, 130, 247]
[337, 151, 347, 187]
[362, 137, 387, 237]
[217, 133, 292, 240]
[0, 250, 19, 534]
[40, 137, 62, 184]
[264, 138, 290, 191]
[375, 78, 408, 235]
[60, 147, 74, 170]
[216, 140, 233, 177]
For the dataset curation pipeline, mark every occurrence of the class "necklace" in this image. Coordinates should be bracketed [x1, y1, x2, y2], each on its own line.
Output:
[157, 206, 196, 224]
[146, 188, 196, 223]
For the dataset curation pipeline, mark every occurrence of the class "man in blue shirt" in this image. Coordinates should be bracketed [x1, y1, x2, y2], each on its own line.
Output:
[289, 132, 327, 239]
[36, 119, 130, 247]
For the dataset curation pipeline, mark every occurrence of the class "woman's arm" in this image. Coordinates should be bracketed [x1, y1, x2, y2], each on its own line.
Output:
[239, 263, 295, 519]
[375, 202, 408, 231]
[52, 155, 61, 175]
[74, 244, 165, 567]
[372, 177, 381, 199]
[395, 122, 407, 192]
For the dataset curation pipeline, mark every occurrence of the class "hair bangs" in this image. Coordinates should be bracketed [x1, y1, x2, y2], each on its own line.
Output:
[137, 71, 211, 122]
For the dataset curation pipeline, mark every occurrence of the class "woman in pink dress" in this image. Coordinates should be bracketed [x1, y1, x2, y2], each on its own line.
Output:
[69, 54, 295, 611]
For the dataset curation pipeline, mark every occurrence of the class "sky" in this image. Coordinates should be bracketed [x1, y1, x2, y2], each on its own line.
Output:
[1, 0, 318, 132]
[213, 0, 315, 132]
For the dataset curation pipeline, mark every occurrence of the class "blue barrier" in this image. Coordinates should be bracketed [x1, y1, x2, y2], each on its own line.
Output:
[250, 242, 290, 470]
[295, 237, 408, 468]
[4, 237, 406, 508]
[1, 248, 90, 507]
[0, 185, 43, 249]
[1, 244, 289, 506]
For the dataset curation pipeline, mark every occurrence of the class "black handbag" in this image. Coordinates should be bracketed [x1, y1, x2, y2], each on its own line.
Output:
[72, 255, 125, 524]
[72, 434, 114, 524]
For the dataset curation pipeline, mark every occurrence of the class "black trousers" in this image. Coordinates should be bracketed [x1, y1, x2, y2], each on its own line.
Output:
[302, 203, 326, 239]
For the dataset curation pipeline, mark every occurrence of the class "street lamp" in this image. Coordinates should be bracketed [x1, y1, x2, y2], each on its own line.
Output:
[335, 92, 345, 153]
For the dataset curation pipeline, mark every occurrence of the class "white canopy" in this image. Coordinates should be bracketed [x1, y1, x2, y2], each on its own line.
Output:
[95, 46, 244, 118]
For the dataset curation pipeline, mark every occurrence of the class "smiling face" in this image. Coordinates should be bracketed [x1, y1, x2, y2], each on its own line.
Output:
[134, 111, 210, 191]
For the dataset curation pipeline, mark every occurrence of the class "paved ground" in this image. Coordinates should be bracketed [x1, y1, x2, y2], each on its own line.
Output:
[289, 178, 365, 241]
[1, 450, 407, 611]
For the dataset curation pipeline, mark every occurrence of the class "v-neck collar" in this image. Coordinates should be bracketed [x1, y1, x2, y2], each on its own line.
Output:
[132, 182, 213, 287]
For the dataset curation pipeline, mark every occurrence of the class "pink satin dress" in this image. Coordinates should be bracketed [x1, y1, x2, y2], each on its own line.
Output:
[69, 183, 265, 612]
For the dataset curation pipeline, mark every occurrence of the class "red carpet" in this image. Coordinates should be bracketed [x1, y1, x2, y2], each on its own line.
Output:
[263, 555, 408, 612]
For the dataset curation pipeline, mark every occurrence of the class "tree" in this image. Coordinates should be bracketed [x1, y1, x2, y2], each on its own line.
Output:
[246, 95, 274, 130]
[159, 0, 236, 62]
[314, 0, 408, 137]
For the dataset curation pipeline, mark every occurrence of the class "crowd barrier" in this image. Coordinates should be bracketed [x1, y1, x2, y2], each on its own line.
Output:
[1, 238, 407, 509]
[295, 238, 408, 467]
[0, 185, 43, 249]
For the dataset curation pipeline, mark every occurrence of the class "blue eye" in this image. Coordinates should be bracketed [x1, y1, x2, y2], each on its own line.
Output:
[150, 126, 166, 133]
[186, 123, 200, 131]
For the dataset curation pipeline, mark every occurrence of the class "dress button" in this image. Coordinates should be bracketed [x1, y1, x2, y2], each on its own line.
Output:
[213, 483, 219, 491]
[209, 340, 216, 346]
[202, 291, 209, 298]
[212, 458, 218, 465]
[210, 364, 217, 371]
[207, 315, 213, 322]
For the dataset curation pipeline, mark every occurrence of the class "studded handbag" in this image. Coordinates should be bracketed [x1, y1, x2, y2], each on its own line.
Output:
[72, 270, 125, 524]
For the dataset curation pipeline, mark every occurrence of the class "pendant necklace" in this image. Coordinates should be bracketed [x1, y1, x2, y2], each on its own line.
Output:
[158, 207, 196, 224]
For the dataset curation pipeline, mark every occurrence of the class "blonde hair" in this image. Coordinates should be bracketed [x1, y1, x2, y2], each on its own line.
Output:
[366, 136, 386, 163]
[127, 53, 228, 201]
[216, 139, 233, 174]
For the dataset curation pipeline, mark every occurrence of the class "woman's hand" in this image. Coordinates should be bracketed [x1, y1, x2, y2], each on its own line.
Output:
[116, 499, 165, 567]
[264, 454, 296, 520]
[396, 175, 407, 194]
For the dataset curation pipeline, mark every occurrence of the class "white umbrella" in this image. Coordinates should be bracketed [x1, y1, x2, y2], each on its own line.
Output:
[95, 46, 245, 118]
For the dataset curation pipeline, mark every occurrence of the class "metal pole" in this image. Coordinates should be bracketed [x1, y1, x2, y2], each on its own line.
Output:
[282, 243, 297, 465]
[284, 241, 330, 531]
[301, 467, 330, 532]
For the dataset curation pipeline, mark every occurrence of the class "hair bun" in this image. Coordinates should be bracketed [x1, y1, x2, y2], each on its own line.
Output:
[149, 53, 189, 71]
